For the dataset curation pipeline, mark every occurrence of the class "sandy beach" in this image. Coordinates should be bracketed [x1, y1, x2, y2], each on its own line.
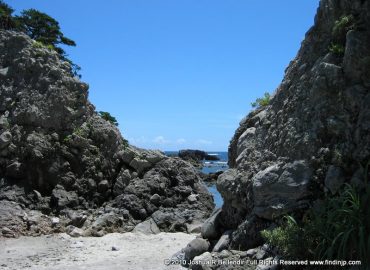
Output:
[0, 232, 195, 270]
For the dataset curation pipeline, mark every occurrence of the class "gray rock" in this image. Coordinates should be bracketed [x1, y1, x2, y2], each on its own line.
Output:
[0, 30, 214, 238]
[150, 193, 161, 205]
[33, 190, 42, 201]
[2, 227, 15, 238]
[141, 150, 166, 164]
[343, 30, 369, 83]
[92, 212, 122, 230]
[0, 67, 9, 76]
[187, 194, 198, 203]
[0, 131, 12, 149]
[229, 215, 268, 250]
[97, 180, 109, 193]
[129, 158, 152, 174]
[67, 211, 87, 228]
[212, 230, 232, 252]
[217, 169, 249, 227]
[6, 161, 24, 178]
[113, 169, 131, 196]
[0, 115, 9, 129]
[236, 127, 256, 158]
[246, 248, 258, 257]
[111, 246, 120, 251]
[183, 238, 210, 262]
[118, 147, 137, 164]
[186, 222, 202, 234]
[66, 225, 84, 237]
[51, 185, 79, 210]
[350, 167, 366, 189]
[252, 161, 312, 219]
[51, 217, 60, 226]
[201, 208, 221, 240]
[325, 165, 345, 194]
[87, 179, 97, 191]
[189, 252, 213, 270]
[132, 218, 160, 234]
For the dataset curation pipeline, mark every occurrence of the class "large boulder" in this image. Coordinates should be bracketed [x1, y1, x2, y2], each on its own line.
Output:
[252, 160, 312, 219]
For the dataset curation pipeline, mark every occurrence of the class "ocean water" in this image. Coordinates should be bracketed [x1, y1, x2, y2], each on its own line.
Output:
[207, 184, 224, 209]
[201, 152, 227, 208]
[201, 151, 228, 174]
[165, 151, 227, 208]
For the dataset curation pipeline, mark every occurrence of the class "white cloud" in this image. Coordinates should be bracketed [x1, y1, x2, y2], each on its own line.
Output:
[176, 138, 186, 144]
[196, 139, 213, 145]
[153, 136, 170, 144]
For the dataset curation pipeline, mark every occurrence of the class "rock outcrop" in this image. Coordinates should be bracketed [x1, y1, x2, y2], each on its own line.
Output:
[0, 30, 214, 237]
[178, 0, 370, 267]
[179, 150, 220, 162]
[177, 149, 220, 168]
[221, 0, 370, 250]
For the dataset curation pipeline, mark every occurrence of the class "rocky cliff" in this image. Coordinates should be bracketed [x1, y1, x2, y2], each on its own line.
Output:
[185, 0, 369, 268]
[0, 30, 214, 237]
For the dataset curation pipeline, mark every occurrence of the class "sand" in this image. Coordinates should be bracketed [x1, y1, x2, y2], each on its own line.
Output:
[0, 232, 195, 270]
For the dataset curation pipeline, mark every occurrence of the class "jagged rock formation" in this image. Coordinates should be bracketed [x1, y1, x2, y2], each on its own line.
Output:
[0, 30, 214, 237]
[222, 0, 370, 250]
[179, 150, 220, 162]
[182, 0, 370, 268]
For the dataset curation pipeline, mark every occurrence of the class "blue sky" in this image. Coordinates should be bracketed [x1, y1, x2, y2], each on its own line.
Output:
[8, 0, 320, 151]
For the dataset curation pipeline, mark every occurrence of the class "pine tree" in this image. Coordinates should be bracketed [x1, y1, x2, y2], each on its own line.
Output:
[0, 0, 15, 29]
[15, 9, 76, 56]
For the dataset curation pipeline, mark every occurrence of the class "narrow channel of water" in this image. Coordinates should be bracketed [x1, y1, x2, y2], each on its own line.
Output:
[165, 151, 227, 208]
[200, 152, 228, 208]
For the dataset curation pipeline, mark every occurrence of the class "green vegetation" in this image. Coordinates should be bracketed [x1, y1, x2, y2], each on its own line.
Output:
[261, 216, 305, 259]
[329, 14, 356, 56]
[32, 40, 55, 52]
[63, 135, 72, 144]
[63, 125, 90, 144]
[98, 111, 119, 126]
[0, 0, 15, 29]
[262, 163, 370, 267]
[333, 15, 355, 37]
[73, 126, 88, 138]
[0, 1, 80, 77]
[329, 43, 345, 55]
[251, 92, 271, 108]
[16, 9, 76, 56]
[311, 183, 369, 263]
[122, 138, 129, 148]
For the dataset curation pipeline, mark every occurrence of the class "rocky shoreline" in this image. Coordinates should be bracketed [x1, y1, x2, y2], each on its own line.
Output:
[169, 0, 370, 268]
[1, 0, 370, 268]
[0, 30, 214, 239]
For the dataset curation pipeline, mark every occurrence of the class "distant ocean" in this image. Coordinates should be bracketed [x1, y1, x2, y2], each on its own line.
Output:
[201, 151, 228, 174]
[165, 151, 228, 208]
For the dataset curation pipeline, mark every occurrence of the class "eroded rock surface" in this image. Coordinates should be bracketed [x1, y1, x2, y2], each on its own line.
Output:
[219, 0, 370, 250]
[0, 30, 214, 237]
[179, 0, 370, 266]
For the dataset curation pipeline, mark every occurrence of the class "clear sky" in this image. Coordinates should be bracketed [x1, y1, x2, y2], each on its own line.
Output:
[8, 0, 320, 151]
